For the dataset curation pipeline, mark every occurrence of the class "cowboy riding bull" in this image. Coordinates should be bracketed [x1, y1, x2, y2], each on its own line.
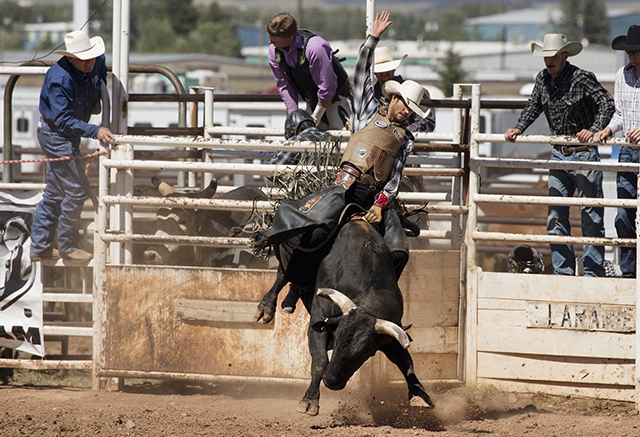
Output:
[143, 176, 267, 268]
[253, 11, 434, 415]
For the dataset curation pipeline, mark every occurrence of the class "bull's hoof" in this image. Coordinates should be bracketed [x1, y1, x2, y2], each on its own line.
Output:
[410, 395, 435, 409]
[253, 306, 275, 324]
[297, 399, 319, 416]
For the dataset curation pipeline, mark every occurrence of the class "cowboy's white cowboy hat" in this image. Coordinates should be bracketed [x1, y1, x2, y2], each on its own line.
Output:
[374, 47, 408, 73]
[531, 33, 582, 57]
[382, 80, 428, 118]
[54, 30, 105, 60]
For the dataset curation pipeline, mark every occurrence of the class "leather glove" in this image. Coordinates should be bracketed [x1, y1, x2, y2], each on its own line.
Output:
[364, 205, 383, 224]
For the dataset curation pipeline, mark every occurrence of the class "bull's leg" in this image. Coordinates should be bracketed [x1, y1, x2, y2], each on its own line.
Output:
[381, 342, 435, 408]
[254, 265, 287, 324]
[298, 329, 329, 416]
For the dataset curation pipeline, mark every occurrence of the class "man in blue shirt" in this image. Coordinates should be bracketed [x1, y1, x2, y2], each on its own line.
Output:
[30, 30, 115, 263]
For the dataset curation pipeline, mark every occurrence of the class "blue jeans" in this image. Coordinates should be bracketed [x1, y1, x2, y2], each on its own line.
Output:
[547, 147, 605, 277]
[615, 146, 638, 278]
[30, 127, 92, 255]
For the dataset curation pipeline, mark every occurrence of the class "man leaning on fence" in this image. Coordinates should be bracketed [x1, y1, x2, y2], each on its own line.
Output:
[504, 34, 615, 277]
[29, 30, 115, 264]
[594, 25, 640, 278]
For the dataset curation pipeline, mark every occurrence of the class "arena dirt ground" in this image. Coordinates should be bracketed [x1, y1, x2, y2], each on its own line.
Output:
[1, 373, 639, 437]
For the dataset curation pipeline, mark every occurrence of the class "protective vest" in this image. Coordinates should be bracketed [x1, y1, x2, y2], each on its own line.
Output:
[341, 111, 406, 183]
[274, 30, 349, 111]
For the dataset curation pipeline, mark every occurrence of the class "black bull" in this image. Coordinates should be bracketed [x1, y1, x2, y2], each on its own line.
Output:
[254, 218, 434, 416]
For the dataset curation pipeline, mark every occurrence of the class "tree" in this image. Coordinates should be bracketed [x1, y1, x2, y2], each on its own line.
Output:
[582, 0, 609, 45]
[435, 46, 471, 97]
[559, 0, 582, 41]
[559, 0, 610, 45]
[135, 18, 179, 53]
[158, 0, 199, 37]
[183, 22, 242, 57]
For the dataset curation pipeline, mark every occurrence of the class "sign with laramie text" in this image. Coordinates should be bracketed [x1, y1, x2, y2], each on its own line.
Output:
[527, 302, 635, 333]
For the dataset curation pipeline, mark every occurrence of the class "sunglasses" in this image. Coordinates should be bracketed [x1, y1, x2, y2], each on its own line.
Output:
[626, 49, 640, 56]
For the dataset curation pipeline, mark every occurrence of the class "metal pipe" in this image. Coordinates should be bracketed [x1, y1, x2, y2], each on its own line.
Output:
[478, 132, 634, 146]
[475, 193, 636, 209]
[474, 156, 637, 173]
[42, 293, 94, 303]
[464, 84, 482, 386]
[473, 230, 636, 247]
[0, 360, 92, 370]
[43, 326, 93, 336]
[112, 0, 122, 134]
[100, 195, 466, 214]
[98, 369, 311, 386]
[101, 158, 465, 177]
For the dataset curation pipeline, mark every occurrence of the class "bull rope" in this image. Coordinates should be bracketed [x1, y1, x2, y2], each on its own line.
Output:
[0, 149, 108, 175]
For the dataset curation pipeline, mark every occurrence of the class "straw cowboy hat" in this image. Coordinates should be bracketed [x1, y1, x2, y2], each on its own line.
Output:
[612, 25, 640, 52]
[382, 80, 428, 118]
[54, 30, 105, 60]
[531, 33, 582, 57]
[374, 47, 408, 73]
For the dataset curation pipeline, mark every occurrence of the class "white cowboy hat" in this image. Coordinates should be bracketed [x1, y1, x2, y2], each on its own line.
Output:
[531, 33, 582, 57]
[373, 46, 408, 73]
[382, 80, 428, 119]
[54, 30, 105, 60]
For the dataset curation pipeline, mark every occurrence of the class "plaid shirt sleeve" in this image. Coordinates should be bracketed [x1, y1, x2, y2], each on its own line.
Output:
[578, 70, 615, 133]
[351, 35, 381, 133]
[514, 72, 544, 133]
[607, 65, 640, 135]
[377, 132, 414, 206]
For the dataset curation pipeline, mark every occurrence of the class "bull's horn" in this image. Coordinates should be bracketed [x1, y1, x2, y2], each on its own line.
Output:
[152, 176, 180, 196]
[375, 319, 411, 349]
[189, 178, 218, 199]
[317, 288, 356, 314]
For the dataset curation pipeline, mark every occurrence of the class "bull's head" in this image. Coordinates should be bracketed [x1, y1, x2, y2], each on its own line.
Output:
[143, 177, 218, 265]
[315, 288, 411, 390]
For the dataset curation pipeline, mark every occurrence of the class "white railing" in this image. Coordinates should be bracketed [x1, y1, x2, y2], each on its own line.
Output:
[462, 84, 640, 408]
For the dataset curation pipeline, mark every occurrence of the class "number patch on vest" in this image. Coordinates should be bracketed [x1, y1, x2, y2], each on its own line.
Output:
[393, 128, 402, 142]
[374, 120, 388, 129]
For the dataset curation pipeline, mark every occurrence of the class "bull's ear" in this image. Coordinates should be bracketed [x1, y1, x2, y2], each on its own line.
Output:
[402, 324, 413, 342]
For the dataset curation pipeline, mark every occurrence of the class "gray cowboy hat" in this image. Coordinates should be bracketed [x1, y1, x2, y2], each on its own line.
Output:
[54, 30, 105, 60]
[531, 33, 582, 57]
[612, 25, 640, 52]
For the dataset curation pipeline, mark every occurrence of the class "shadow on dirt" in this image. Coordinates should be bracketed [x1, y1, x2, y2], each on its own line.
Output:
[120, 379, 305, 400]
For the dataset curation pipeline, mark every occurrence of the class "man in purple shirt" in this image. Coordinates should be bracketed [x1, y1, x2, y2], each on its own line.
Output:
[267, 12, 352, 131]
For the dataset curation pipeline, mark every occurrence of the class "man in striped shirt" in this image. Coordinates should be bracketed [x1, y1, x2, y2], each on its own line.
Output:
[594, 25, 640, 278]
[504, 33, 615, 277]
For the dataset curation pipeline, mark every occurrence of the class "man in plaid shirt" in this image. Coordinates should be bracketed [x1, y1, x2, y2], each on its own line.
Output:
[505, 33, 614, 277]
[594, 25, 640, 278]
